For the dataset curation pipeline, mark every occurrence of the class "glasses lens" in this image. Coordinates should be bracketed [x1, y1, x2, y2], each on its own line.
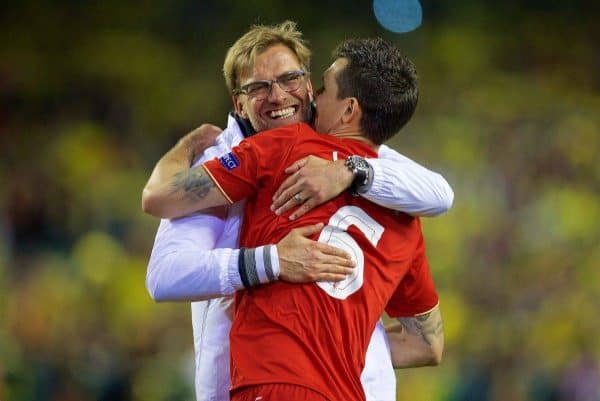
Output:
[241, 71, 304, 100]
[277, 71, 303, 92]
[244, 81, 270, 99]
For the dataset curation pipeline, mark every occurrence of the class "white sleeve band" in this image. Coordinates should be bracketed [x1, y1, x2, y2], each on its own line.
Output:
[236, 245, 280, 289]
[269, 244, 280, 280]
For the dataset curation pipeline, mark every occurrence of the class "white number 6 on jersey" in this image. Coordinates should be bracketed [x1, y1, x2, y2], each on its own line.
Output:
[316, 206, 384, 300]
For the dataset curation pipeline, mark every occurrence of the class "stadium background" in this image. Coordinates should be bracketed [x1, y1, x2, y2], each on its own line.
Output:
[1, 1, 599, 400]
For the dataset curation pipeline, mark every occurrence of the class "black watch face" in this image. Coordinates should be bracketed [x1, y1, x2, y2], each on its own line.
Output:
[352, 156, 369, 170]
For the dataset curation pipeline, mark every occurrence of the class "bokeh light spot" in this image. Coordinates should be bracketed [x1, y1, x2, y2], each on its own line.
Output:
[373, 0, 423, 33]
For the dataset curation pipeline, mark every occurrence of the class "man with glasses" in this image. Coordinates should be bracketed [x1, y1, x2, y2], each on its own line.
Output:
[143, 21, 452, 401]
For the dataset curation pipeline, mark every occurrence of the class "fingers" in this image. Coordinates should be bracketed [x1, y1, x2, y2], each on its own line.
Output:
[274, 155, 314, 203]
[310, 242, 354, 268]
[315, 242, 354, 263]
[321, 255, 355, 268]
[182, 124, 223, 161]
[313, 263, 355, 282]
[316, 272, 353, 283]
[289, 199, 316, 220]
[284, 157, 309, 174]
[186, 124, 222, 142]
[288, 226, 354, 264]
[304, 262, 355, 282]
[274, 156, 321, 206]
[272, 174, 300, 207]
[197, 123, 223, 137]
[273, 191, 307, 216]
[291, 222, 324, 237]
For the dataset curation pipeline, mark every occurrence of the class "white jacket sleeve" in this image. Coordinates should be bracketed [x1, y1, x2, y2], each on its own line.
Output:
[364, 144, 454, 217]
[145, 120, 247, 301]
[145, 212, 244, 302]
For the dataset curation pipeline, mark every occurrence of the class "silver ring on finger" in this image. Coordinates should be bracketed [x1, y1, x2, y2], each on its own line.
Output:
[294, 193, 304, 203]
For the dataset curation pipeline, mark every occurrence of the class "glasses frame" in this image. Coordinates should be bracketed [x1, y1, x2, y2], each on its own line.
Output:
[233, 70, 307, 100]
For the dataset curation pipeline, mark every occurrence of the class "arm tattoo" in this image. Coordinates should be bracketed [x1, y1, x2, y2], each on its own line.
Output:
[398, 306, 443, 346]
[170, 166, 215, 201]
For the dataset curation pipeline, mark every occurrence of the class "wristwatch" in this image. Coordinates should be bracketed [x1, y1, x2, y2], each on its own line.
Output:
[345, 155, 374, 197]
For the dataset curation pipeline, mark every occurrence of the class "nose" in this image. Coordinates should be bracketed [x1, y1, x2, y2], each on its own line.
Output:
[266, 81, 287, 102]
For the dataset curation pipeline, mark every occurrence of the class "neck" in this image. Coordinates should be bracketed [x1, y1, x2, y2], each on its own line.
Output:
[328, 127, 377, 149]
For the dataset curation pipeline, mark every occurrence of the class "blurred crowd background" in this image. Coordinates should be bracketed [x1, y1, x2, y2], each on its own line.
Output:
[1, 1, 599, 400]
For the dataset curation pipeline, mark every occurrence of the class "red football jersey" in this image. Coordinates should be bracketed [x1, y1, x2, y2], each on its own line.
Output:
[203, 123, 438, 401]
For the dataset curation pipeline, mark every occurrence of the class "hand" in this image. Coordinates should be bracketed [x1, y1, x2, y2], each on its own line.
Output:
[276, 223, 355, 283]
[177, 124, 222, 165]
[271, 156, 353, 220]
[142, 123, 222, 217]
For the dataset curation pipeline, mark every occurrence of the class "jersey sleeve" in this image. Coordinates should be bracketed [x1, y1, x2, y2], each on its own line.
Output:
[385, 233, 439, 317]
[202, 124, 300, 203]
[203, 140, 262, 203]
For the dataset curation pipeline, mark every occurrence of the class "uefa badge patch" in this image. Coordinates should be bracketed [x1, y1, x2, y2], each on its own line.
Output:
[219, 152, 240, 170]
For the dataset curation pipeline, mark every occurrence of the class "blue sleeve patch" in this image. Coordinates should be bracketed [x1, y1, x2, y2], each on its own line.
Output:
[219, 152, 240, 170]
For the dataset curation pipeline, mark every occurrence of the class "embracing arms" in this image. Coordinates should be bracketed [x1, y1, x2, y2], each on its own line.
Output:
[144, 146, 454, 221]
[142, 120, 452, 302]
[143, 128, 454, 221]
[144, 121, 354, 302]
[142, 124, 229, 219]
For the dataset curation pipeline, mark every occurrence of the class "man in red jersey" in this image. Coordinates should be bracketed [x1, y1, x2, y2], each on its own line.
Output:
[149, 38, 443, 401]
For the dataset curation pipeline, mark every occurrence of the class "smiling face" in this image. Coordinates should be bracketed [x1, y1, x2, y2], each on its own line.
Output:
[233, 44, 313, 133]
[314, 58, 350, 135]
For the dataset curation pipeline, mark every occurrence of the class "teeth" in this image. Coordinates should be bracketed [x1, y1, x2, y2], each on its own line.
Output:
[269, 107, 295, 119]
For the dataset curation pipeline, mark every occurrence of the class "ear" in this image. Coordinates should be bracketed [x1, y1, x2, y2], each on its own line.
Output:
[232, 95, 248, 119]
[306, 78, 314, 102]
[341, 97, 361, 125]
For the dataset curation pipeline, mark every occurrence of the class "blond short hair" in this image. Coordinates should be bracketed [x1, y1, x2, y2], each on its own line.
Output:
[222, 20, 311, 92]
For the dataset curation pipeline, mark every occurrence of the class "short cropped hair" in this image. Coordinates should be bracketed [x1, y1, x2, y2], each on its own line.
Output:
[223, 21, 311, 93]
[333, 38, 418, 144]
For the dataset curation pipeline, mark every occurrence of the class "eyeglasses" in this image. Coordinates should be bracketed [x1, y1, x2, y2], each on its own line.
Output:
[233, 70, 306, 100]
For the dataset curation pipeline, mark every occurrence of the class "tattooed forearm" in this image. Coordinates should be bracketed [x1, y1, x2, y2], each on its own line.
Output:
[170, 166, 215, 201]
[398, 305, 443, 346]
[386, 304, 444, 368]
